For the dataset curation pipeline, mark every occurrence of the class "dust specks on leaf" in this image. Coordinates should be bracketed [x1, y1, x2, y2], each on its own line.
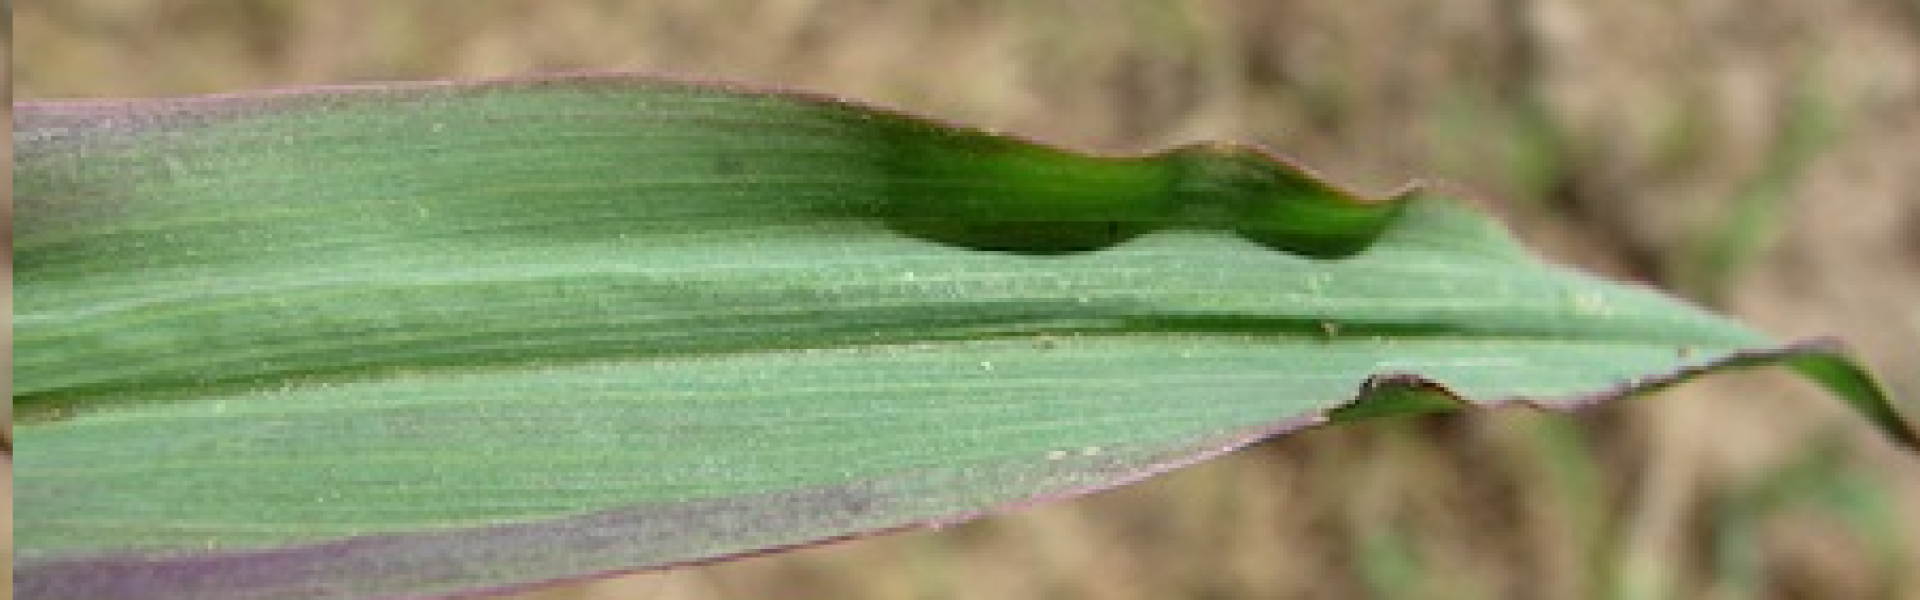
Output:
[1304, 273, 1330, 294]
[1570, 291, 1614, 316]
[162, 156, 187, 179]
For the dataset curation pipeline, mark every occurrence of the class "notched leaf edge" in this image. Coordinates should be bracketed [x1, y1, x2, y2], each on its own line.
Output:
[1333, 337, 1918, 450]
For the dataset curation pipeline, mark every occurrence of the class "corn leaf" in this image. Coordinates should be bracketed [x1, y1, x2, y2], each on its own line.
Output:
[14, 75, 1913, 599]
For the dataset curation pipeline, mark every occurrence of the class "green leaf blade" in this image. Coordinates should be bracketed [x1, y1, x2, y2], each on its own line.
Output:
[14, 74, 1909, 599]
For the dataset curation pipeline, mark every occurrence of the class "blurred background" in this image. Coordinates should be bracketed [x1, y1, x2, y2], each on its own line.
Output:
[15, 1, 1920, 598]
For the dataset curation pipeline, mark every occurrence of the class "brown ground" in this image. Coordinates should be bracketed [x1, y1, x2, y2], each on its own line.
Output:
[15, 1, 1920, 598]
